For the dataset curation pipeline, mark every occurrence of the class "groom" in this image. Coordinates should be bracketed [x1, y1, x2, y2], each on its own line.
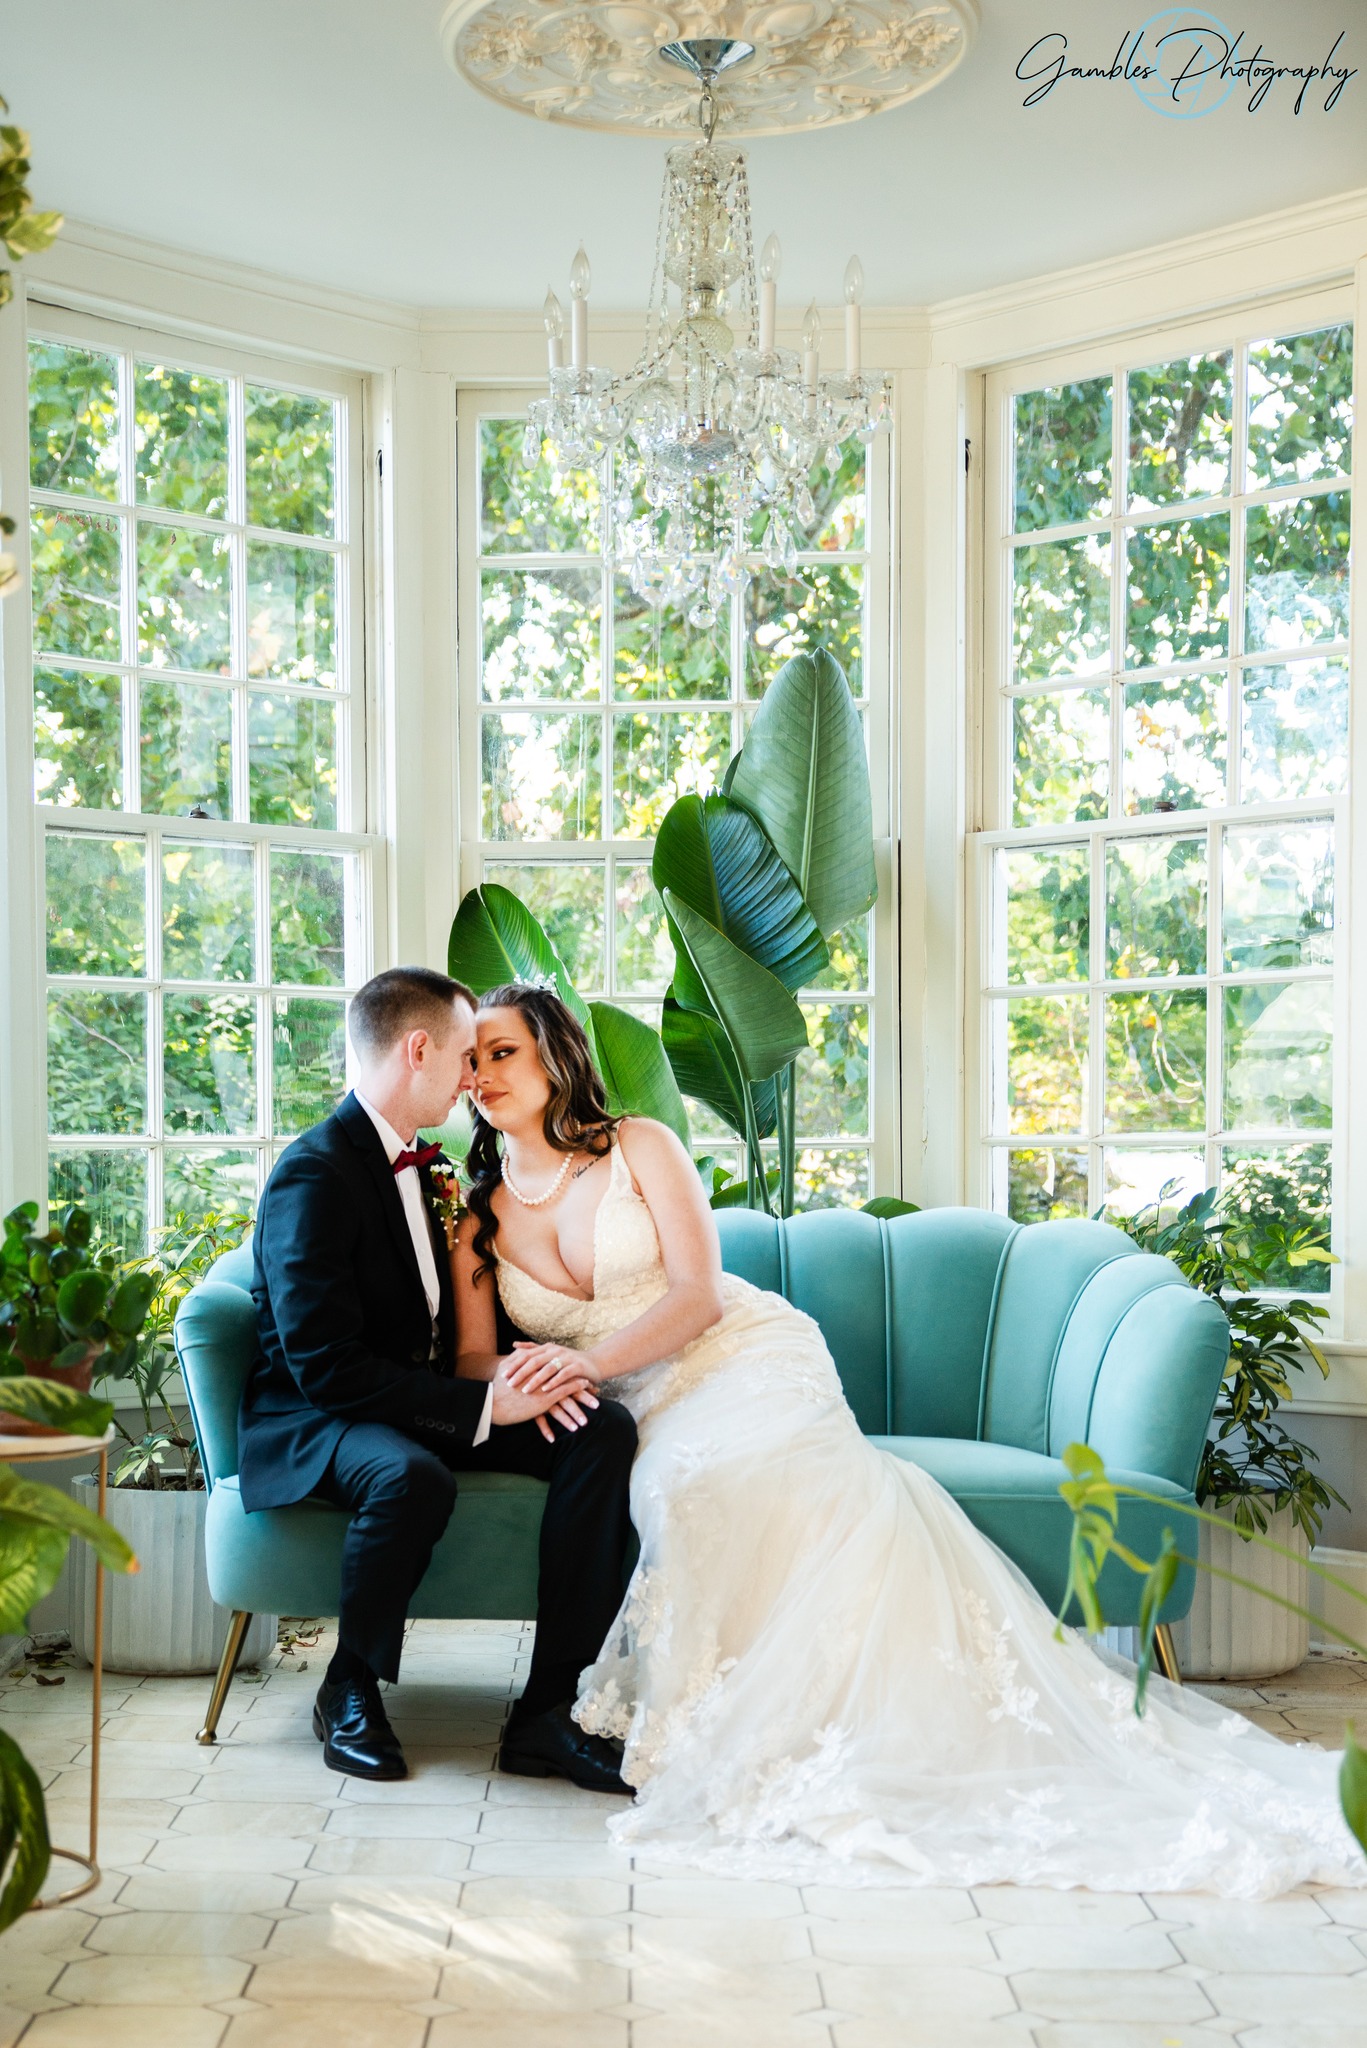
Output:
[239, 966, 637, 1792]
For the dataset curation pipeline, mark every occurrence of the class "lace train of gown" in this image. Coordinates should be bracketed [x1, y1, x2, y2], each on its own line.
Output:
[495, 1142, 1366, 1897]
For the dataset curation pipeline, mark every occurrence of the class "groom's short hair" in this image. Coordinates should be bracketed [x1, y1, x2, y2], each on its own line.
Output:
[348, 967, 475, 1058]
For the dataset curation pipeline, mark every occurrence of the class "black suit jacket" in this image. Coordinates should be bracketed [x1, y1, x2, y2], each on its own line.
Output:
[238, 1092, 488, 1512]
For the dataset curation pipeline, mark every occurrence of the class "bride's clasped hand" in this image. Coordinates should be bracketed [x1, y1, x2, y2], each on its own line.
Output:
[454, 981, 1367, 1899]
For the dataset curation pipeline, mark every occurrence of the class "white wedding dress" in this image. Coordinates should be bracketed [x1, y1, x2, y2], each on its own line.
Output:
[495, 1141, 1366, 1897]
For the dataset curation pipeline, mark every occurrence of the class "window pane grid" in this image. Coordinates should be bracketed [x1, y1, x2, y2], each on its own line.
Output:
[30, 327, 365, 1250]
[472, 418, 874, 1202]
[985, 321, 1350, 1272]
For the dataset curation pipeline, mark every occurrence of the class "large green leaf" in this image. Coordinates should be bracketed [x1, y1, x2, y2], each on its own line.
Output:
[55, 1268, 109, 1332]
[0, 1377, 114, 1438]
[588, 1001, 690, 1147]
[0, 1519, 68, 1635]
[663, 894, 808, 1084]
[447, 885, 592, 1035]
[0, 1725, 50, 1930]
[107, 1270, 157, 1337]
[1342, 1724, 1367, 1856]
[652, 794, 828, 999]
[661, 997, 778, 1141]
[728, 648, 877, 937]
[0, 1465, 137, 1577]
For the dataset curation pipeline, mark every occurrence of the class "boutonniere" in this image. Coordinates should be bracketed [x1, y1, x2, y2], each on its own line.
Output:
[426, 1160, 465, 1249]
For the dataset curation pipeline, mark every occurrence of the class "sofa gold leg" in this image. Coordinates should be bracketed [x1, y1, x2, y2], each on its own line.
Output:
[1152, 1622, 1182, 1685]
[197, 1611, 252, 1744]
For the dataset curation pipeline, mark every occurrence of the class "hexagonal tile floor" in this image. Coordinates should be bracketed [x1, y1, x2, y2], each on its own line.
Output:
[1, 1625, 1364, 2047]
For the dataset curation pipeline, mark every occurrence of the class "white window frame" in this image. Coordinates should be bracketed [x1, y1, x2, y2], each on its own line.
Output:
[455, 386, 900, 1203]
[19, 301, 382, 1238]
[968, 283, 1355, 1325]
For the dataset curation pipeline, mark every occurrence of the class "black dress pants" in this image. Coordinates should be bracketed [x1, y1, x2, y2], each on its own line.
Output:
[312, 1398, 638, 1705]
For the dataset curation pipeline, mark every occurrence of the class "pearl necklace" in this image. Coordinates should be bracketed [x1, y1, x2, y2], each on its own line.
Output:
[501, 1151, 576, 1208]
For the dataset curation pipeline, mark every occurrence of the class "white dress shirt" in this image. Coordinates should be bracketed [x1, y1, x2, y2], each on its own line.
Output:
[354, 1091, 491, 1447]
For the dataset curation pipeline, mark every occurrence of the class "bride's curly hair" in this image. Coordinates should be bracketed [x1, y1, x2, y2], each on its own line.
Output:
[465, 983, 620, 1282]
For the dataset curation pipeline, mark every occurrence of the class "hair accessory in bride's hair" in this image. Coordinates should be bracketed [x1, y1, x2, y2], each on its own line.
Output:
[516, 972, 559, 994]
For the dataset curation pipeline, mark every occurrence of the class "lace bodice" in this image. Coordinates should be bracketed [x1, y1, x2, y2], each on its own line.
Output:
[495, 1138, 670, 1352]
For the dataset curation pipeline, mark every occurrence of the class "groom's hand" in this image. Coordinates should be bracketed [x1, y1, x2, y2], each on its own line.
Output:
[489, 1354, 600, 1443]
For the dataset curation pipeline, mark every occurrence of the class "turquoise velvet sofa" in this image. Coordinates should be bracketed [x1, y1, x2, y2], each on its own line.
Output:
[175, 1206, 1228, 1733]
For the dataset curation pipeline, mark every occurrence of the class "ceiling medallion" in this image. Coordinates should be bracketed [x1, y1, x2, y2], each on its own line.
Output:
[440, 0, 978, 136]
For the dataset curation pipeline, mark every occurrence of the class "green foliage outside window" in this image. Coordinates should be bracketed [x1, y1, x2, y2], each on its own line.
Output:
[28, 335, 357, 1251]
[476, 418, 878, 1205]
[995, 324, 1352, 1254]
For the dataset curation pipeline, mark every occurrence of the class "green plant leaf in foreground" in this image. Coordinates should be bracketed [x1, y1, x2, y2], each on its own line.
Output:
[661, 999, 777, 1143]
[0, 1465, 137, 1577]
[1134, 1529, 1180, 1716]
[663, 894, 809, 1084]
[448, 885, 592, 1034]
[587, 1000, 690, 1147]
[0, 1517, 68, 1635]
[652, 793, 828, 998]
[0, 1377, 114, 1439]
[727, 647, 877, 938]
[0, 1724, 50, 1930]
[862, 1196, 921, 1219]
[1342, 1724, 1367, 1857]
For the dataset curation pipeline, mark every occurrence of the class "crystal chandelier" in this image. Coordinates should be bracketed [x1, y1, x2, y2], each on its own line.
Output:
[524, 38, 892, 624]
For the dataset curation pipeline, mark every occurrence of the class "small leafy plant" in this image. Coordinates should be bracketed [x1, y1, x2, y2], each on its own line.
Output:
[0, 94, 63, 600]
[0, 1375, 137, 1929]
[1112, 1182, 1342, 1542]
[1056, 1440, 1367, 1860]
[0, 1203, 157, 1405]
[102, 1209, 253, 1489]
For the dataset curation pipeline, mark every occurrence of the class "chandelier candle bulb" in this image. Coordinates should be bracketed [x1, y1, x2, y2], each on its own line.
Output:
[802, 300, 821, 389]
[844, 255, 863, 376]
[544, 289, 566, 370]
[569, 244, 591, 373]
[758, 232, 781, 353]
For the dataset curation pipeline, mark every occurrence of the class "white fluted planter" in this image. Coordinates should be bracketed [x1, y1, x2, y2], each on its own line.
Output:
[1170, 1499, 1310, 1681]
[68, 1478, 276, 1675]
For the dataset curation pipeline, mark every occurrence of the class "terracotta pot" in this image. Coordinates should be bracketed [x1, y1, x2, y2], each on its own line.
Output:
[27, 1349, 98, 1395]
[0, 1346, 101, 1435]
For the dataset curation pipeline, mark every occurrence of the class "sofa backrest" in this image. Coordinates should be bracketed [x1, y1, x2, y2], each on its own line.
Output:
[715, 1207, 1228, 1490]
[179, 1209, 1227, 1493]
[175, 1246, 257, 1490]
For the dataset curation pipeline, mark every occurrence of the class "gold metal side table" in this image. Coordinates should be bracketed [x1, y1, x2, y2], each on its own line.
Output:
[0, 1426, 114, 1907]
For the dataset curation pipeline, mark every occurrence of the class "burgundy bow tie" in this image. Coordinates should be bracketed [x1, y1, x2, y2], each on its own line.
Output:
[392, 1143, 444, 1176]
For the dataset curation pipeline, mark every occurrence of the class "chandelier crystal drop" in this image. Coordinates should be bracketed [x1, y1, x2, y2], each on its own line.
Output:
[525, 39, 893, 618]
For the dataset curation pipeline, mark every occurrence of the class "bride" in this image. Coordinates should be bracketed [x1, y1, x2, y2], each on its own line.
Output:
[452, 982, 1365, 1898]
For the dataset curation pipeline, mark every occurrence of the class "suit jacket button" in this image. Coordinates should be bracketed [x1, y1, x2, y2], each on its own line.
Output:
[411, 1347, 426, 1363]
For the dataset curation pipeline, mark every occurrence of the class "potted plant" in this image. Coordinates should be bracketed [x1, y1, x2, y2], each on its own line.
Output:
[1056, 1441, 1367, 1860]
[652, 647, 879, 1217]
[0, 1203, 156, 1415]
[65, 1209, 277, 1676]
[1114, 1180, 1342, 1680]
[0, 92, 63, 600]
[449, 647, 915, 1221]
[0, 1375, 136, 1928]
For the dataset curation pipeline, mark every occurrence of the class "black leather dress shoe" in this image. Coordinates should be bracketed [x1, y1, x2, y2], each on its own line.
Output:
[312, 1676, 407, 1781]
[498, 1702, 632, 1795]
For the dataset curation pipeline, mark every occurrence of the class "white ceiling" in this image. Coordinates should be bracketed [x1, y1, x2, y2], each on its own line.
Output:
[1, 0, 1364, 311]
